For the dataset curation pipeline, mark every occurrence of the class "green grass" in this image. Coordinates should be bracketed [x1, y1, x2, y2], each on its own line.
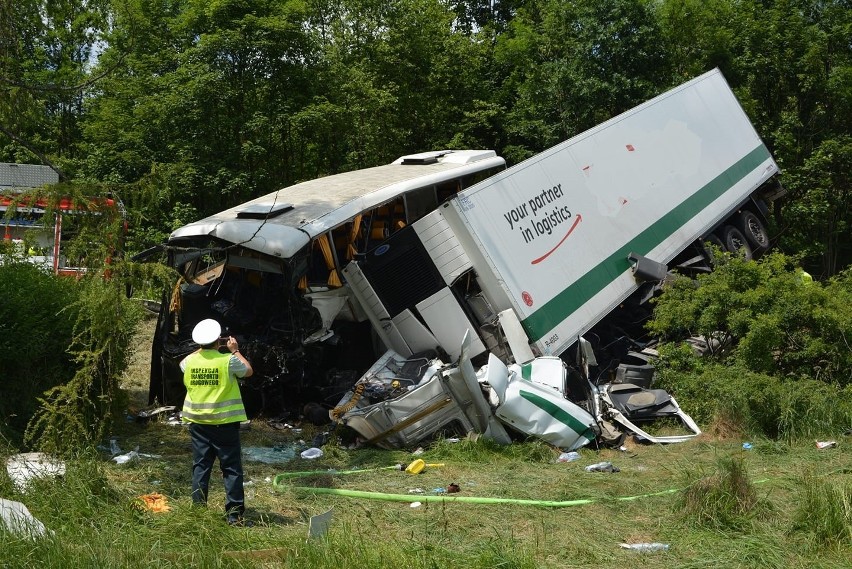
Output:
[2, 319, 850, 568]
[792, 469, 852, 548]
[2, 423, 850, 568]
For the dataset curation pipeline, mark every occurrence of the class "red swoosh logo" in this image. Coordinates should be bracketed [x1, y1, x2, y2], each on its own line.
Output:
[530, 214, 582, 265]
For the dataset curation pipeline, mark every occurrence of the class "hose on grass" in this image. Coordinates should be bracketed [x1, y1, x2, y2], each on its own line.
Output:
[273, 482, 678, 507]
[272, 470, 770, 508]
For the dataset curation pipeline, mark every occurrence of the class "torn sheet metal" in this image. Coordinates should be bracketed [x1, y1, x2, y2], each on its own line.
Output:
[337, 350, 477, 449]
[338, 345, 596, 450]
[602, 384, 701, 443]
[497, 357, 597, 451]
[308, 507, 334, 539]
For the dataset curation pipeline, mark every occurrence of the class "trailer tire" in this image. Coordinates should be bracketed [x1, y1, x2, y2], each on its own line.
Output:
[703, 234, 725, 252]
[700, 234, 725, 266]
[718, 225, 753, 260]
[737, 210, 769, 252]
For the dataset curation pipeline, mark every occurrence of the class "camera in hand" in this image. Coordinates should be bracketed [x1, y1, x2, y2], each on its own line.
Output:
[217, 328, 231, 351]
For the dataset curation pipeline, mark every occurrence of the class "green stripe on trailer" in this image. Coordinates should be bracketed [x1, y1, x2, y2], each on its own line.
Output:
[521, 363, 532, 381]
[522, 144, 772, 342]
[518, 389, 595, 440]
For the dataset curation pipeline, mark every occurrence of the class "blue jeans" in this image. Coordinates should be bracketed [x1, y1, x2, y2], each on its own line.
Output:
[189, 422, 244, 519]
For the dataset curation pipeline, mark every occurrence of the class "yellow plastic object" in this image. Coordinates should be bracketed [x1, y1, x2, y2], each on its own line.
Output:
[405, 459, 426, 474]
[134, 493, 171, 513]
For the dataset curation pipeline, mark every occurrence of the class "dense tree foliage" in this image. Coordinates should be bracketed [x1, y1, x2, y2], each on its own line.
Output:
[2, 0, 850, 275]
[647, 251, 852, 438]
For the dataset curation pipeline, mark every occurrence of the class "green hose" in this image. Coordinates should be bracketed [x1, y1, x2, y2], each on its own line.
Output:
[273, 479, 678, 507]
[272, 467, 767, 508]
[271, 470, 770, 509]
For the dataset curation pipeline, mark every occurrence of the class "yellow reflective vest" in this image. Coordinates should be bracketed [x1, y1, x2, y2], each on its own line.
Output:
[182, 350, 247, 424]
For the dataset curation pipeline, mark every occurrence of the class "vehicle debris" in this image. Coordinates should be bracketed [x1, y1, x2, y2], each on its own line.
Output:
[620, 543, 670, 552]
[585, 462, 620, 473]
[111, 447, 162, 464]
[334, 332, 700, 451]
[557, 452, 581, 462]
[135, 405, 177, 422]
[308, 508, 334, 539]
[0, 498, 49, 539]
[243, 445, 298, 464]
[5, 452, 65, 492]
[300, 447, 324, 460]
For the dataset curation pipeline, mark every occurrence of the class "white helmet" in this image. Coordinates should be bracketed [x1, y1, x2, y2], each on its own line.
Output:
[192, 318, 222, 346]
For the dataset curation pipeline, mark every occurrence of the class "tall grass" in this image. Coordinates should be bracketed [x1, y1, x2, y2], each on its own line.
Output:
[656, 355, 852, 440]
[792, 470, 852, 548]
[676, 456, 771, 531]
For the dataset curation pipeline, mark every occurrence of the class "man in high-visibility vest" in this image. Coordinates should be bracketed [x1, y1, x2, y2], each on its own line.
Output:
[181, 318, 254, 526]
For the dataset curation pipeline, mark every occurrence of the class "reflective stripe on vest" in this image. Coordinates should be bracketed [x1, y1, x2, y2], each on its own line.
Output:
[182, 350, 247, 424]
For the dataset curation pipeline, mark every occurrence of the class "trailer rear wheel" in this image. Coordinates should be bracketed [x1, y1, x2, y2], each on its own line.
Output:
[737, 210, 769, 251]
[718, 225, 753, 260]
[701, 234, 725, 266]
[703, 234, 725, 253]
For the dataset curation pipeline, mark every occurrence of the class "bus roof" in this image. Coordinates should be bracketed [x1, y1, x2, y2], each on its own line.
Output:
[169, 150, 504, 259]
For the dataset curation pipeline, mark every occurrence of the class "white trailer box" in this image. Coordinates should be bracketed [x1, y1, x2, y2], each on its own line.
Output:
[346, 68, 780, 363]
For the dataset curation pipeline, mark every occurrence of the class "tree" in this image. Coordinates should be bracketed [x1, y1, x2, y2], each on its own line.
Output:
[658, 0, 737, 80]
[80, 0, 321, 249]
[0, 0, 111, 175]
[781, 137, 852, 277]
[493, 0, 672, 162]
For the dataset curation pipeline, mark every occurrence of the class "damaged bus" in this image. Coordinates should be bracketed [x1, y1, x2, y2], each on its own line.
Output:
[144, 150, 506, 416]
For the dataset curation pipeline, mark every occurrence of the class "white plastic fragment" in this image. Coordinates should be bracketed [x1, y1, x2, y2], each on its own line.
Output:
[300, 447, 323, 460]
[585, 461, 619, 473]
[113, 450, 139, 464]
[557, 451, 581, 462]
[620, 543, 670, 552]
[5, 453, 66, 491]
[0, 498, 49, 539]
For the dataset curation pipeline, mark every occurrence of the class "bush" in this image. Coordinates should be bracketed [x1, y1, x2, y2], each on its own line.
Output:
[0, 257, 142, 451]
[648, 253, 852, 385]
[25, 274, 142, 453]
[0, 261, 80, 445]
[655, 352, 852, 439]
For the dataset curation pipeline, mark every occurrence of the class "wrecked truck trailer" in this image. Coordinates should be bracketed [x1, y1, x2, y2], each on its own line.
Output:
[145, 150, 507, 417]
[343, 69, 783, 380]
